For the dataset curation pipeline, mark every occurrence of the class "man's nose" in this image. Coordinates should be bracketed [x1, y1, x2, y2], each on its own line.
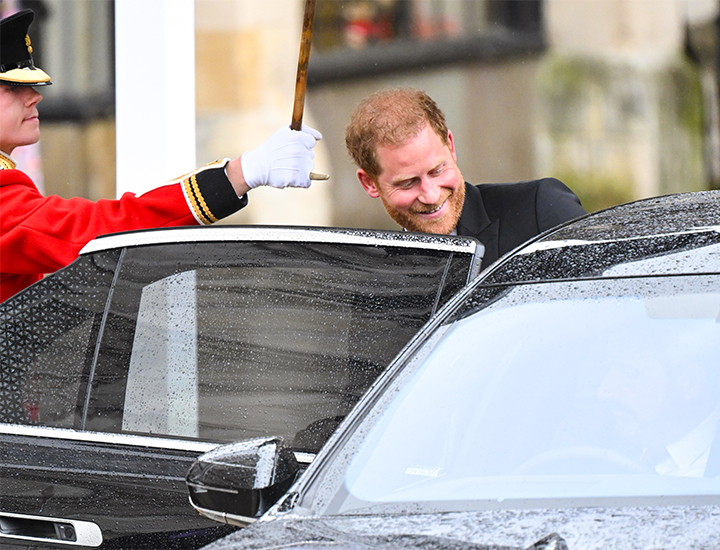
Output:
[416, 177, 441, 205]
[25, 88, 42, 106]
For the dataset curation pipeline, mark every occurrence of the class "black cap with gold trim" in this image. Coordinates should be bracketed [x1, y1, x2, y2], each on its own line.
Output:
[0, 9, 51, 86]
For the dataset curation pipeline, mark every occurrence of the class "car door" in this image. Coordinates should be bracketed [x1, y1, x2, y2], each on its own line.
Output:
[0, 227, 481, 549]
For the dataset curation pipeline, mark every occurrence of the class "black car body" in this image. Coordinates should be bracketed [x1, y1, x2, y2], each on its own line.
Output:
[0, 226, 482, 549]
[199, 191, 720, 550]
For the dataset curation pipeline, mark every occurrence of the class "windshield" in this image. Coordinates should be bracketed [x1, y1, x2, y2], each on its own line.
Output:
[330, 275, 720, 514]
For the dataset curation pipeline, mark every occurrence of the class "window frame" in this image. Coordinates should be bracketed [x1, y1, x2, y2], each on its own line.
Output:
[308, 0, 545, 85]
[81, 234, 478, 450]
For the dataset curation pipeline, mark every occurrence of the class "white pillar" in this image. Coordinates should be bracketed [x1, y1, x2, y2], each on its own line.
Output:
[115, 0, 196, 197]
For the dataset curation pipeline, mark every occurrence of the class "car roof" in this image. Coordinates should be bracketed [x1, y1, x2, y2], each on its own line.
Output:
[79, 225, 481, 255]
[483, 190, 720, 284]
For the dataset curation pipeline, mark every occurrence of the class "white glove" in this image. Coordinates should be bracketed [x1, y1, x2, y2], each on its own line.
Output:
[241, 124, 322, 189]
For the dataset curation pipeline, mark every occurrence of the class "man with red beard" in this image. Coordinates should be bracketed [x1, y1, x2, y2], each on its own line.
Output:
[345, 87, 586, 270]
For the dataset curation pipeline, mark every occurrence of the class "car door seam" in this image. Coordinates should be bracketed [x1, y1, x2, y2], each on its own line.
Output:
[80, 248, 125, 430]
[430, 252, 453, 317]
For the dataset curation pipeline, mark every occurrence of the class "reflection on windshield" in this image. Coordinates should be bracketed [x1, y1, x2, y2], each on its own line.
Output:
[342, 277, 720, 510]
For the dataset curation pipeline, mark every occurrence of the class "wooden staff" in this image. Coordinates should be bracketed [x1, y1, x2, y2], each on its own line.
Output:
[292, 0, 328, 180]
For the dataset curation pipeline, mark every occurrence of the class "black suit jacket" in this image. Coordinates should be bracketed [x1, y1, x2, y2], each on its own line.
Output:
[456, 178, 586, 270]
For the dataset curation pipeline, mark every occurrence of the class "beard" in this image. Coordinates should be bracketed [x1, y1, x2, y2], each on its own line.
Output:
[381, 180, 465, 235]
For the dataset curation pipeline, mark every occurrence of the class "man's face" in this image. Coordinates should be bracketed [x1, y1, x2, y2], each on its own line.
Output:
[357, 123, 465, 234]
[0, 84, 42, 153]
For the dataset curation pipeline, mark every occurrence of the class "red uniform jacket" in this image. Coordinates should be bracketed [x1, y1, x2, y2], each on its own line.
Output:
[0, 155, 247, 302]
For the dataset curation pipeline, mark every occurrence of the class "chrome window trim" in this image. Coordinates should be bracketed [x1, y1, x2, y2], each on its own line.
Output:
[520, 226, 720, 254]
[0, 424, 315, 463]
[79, 227, 478, 256]
[189, 500, 256, 528]
[0, 423, 219, 453]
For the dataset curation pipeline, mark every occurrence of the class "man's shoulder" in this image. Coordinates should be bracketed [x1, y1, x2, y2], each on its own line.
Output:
[470, 178, 557, 214]
[0, 168, 35, 188]
[469, 177, 585, 229]
[474, 178, 581, 211]
[473, 178, 566, 198]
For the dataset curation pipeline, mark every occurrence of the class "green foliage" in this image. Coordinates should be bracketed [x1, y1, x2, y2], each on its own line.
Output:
[556, 170, 635, 214]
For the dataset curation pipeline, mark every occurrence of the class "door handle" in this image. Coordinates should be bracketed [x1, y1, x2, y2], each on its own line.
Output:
[0, 512, 102, 547]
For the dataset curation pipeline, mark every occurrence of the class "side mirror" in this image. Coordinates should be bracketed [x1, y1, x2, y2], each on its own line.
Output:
[185, 436, 299, 527]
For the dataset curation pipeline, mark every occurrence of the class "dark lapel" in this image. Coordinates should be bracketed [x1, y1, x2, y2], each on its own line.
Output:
[456, 182, 499, 269]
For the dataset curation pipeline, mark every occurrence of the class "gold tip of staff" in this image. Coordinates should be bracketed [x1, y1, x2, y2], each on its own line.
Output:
[310, 171, 330, 180]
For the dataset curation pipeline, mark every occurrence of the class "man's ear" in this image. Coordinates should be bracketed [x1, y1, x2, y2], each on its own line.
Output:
[447, 130, 458, 162]
[357, 169, 381, 198]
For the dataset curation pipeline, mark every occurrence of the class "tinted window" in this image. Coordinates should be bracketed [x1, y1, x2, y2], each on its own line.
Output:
[0, 252, 119, 428]
[85, 241, 462, 451]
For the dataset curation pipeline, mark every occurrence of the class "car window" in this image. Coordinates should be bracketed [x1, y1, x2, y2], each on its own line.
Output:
[324, 275, 720, 514]
[84, 241, 466, 452]
[0, 251, 120, 428]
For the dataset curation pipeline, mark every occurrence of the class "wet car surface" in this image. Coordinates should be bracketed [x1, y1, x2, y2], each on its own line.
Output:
[0, 226, 482, 549]
[200, 191, 720, 550]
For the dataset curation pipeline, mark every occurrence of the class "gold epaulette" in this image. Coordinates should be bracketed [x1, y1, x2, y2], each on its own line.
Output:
[0, 151, 16, 170]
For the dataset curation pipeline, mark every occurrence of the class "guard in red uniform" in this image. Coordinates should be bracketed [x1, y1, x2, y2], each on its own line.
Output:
[0, 9, 323, 303]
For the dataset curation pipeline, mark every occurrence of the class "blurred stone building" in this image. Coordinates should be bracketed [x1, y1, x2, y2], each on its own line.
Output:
[538, 0, 718, 212]
[9, 0, 720, 227]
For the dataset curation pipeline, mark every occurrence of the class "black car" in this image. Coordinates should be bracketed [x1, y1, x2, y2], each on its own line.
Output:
[0, 226, 482, 549]
[196, 191, 720, 550]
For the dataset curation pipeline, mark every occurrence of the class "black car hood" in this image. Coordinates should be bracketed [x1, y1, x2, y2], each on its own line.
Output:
[202, 505, 720, 549]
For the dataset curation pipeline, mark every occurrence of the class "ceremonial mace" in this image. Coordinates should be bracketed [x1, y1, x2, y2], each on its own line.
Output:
[292, 0, 329, 181]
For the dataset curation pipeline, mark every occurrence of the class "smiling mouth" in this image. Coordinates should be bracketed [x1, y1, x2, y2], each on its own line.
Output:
[416, 201, 445, 215]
